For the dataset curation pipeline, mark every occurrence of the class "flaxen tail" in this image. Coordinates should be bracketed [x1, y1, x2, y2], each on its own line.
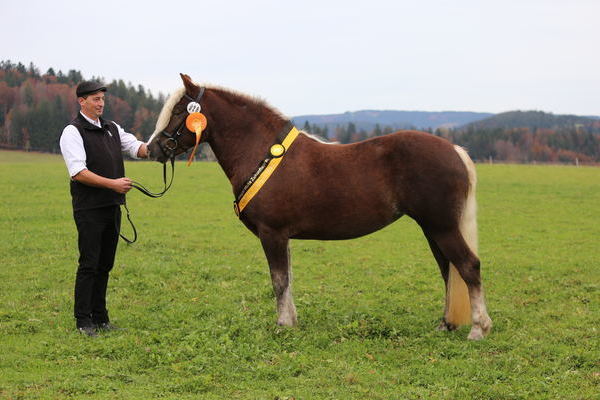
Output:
[446, 146, 478, 326]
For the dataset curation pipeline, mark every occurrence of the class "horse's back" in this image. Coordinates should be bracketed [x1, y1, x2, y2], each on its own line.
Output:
[295, 130, 470, 202]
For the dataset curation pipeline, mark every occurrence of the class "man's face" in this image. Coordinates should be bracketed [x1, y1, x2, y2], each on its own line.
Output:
[78, 91, 105, 119]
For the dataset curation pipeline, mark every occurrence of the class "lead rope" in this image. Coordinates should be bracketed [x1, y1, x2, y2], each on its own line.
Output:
[118, 202, 138, 244]
[130, 157, 175, 198]
[118, 157, 176, 244]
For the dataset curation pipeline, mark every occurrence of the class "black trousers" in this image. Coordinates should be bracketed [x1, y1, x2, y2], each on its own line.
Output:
[73, 205, 121, 328]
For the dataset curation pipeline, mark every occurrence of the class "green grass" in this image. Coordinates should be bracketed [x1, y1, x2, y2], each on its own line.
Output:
[1, 150, 598, 399]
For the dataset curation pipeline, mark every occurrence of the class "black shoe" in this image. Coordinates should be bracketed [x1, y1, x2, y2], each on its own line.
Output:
[78, 326, 98, 337]
[95, 322, 123, 331]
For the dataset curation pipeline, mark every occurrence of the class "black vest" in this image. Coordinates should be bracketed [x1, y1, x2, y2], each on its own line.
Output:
[68, 113, 125, 211]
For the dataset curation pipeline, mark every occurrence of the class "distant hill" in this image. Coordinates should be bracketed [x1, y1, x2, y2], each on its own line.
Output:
[462, 110, 599, 130]
[292, 110, 493, 134]
[443, 110, 600, 164]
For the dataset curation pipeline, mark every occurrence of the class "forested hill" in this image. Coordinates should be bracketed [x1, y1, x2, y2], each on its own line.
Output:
[441, 111, 600, 163]
[0, 60, 164, 153]
[463, 110, 599, 130]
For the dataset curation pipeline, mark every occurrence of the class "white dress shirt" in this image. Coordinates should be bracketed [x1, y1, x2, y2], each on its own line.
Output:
[60, 111, 145, 178]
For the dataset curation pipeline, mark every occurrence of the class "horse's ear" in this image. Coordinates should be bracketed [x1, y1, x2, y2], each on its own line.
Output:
[180, 73, 197, 94]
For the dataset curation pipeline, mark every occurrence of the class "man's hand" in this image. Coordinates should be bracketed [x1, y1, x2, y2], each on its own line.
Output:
[73, 169, 133, 194]
[137, 143, 149, 158]
[111, 177, 133, 194]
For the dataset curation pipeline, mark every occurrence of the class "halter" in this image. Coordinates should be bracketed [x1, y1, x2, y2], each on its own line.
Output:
[157, 87, 206, 159]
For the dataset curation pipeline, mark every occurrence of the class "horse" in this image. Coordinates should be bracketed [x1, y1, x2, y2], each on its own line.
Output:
[147, 73, 492, 340]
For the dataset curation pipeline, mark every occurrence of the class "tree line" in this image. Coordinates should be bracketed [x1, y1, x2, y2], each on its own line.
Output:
[301, 118, 600, 164]
[301, 121, 410, 144]
[0, 60, 164, 153]
[2, 60, 598, 164]
[441, 126, 600, 164]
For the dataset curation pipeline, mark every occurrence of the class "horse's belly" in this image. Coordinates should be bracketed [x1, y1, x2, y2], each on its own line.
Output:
[290, 210, 403, 240]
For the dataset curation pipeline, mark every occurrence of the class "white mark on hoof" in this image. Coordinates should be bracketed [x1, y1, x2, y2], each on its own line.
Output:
[276, 299, 297, 327]
[467, 316, 492, 340]
[276, 308, 297, 326]
[467, 326, 485, 340]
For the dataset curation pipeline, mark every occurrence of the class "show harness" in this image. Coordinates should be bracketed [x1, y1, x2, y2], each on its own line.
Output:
[233, 121, 301, 217]
[119, 87, 300, 242]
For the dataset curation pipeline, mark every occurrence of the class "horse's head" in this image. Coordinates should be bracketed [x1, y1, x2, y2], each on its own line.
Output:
[147, 73, 207, 163]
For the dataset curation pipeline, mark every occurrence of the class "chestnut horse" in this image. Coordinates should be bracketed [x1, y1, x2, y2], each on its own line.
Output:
[147, 74, 492, 340]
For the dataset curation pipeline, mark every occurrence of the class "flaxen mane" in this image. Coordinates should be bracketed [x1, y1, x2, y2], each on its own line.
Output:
[150, 84, 331, 143]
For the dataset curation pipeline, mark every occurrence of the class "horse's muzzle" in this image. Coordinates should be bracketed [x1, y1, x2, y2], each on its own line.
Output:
[147, 140, 167, 163]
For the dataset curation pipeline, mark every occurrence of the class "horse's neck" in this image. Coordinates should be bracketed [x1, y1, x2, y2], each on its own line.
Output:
[209, 129, 279, 195]
[206, 93, 287, 195]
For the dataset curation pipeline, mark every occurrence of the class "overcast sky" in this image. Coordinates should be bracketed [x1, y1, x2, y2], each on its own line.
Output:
[3, 0, 599, 116]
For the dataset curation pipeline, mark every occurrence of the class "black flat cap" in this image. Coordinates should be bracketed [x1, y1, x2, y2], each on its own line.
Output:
[76, 81, 107, 97]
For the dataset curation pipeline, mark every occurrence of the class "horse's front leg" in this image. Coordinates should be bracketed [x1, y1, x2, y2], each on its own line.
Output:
[259, 231, 297, 326]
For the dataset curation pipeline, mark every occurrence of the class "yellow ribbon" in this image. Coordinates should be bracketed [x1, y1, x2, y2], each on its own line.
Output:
[236, 126, 300, 215]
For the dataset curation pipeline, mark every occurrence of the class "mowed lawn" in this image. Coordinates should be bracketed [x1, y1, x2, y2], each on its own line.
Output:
[0, 149, 598, 399]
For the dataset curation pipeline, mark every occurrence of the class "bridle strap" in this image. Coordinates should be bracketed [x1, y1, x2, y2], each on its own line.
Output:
[118, 202, 137, 244]
[185, 87, 205, 103]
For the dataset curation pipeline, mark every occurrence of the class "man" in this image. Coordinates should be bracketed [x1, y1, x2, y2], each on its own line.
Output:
[59, 81, 148, 337]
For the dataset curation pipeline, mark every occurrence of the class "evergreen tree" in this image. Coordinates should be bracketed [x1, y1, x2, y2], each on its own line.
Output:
[67, 69, 83, 84]
[303, 120, 311, 132]
[56, 70, 67, 84]
[373, 123, 382, 137]
[23, 83, 35, 106]
[28, 62, 40, 78]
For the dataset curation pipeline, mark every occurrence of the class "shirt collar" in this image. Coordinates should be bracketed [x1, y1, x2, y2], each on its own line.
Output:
[80, 111, 102, 128]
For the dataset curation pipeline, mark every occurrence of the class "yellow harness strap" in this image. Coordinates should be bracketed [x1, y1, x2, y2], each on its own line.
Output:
[235, 126, 300, 216]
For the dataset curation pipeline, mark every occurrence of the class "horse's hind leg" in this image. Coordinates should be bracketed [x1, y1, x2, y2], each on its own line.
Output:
[424, 232, 457, 332]
[259, 231, 297, 326]
[429, 229, 492, 340]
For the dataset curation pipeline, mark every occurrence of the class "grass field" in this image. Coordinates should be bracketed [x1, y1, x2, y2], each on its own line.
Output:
[0, 149, 598, 399]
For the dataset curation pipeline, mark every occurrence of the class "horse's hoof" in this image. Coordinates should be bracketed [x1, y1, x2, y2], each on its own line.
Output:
[276, 316, 297, 327]
[437, 319, 457, 331]
[467, 327, 484, 340]
[467, 321, 491, 340]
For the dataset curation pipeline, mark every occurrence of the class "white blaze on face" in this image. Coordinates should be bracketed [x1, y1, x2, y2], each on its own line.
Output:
[148, 87, 186, 143]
